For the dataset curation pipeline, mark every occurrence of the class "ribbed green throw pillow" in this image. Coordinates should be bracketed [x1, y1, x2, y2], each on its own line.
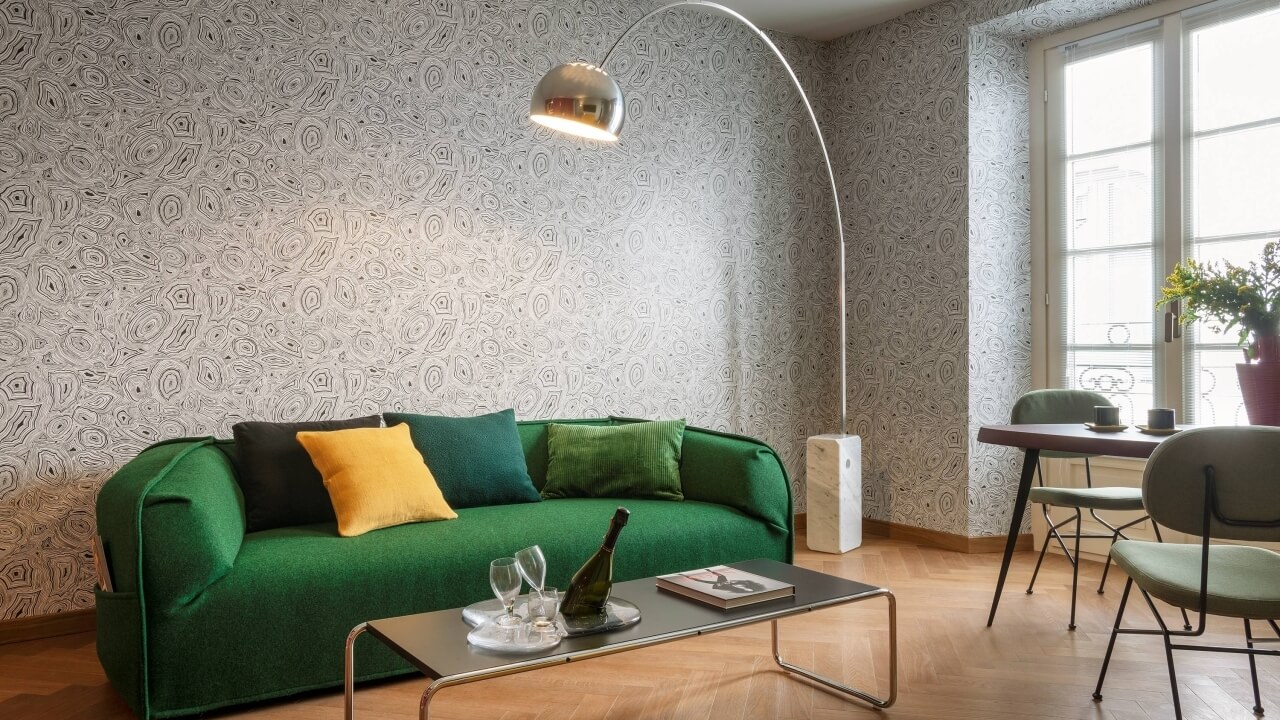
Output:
[541, 419, 686, 501]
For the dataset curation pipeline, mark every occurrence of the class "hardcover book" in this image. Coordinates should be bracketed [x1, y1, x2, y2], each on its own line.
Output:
[656, 565, 795, 609]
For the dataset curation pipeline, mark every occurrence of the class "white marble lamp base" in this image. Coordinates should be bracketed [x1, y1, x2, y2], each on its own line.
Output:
[805, 434, 862, 554]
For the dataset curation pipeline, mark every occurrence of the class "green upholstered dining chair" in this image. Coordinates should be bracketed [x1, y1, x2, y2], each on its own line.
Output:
[1093, 426, 1280, 720]
[1014, 389, 1176, 631]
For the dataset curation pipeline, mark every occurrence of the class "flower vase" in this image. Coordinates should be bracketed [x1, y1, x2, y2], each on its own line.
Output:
[1237, 335, 1280, 426]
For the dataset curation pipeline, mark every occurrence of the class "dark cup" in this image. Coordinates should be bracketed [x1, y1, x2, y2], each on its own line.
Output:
[1147, 408, 1175, 429]
[1094, 406, 1121, 426]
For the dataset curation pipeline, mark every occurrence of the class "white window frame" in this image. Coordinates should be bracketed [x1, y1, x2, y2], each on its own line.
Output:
[1030, 0, 1274, 420]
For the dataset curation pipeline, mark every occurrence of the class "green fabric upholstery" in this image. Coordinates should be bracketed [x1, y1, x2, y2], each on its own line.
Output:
[1140, 426, 1280, 541]
[94, 419, 792, 719]
[541, 419, 686, 500]
[146, 500, 786, 715]
[139, 445, 246, 612]
[1111, 541, 1280, 619]
[1028, 486, 1144, 511]
[669, 420, 793, 541]
[1011, 389, 1112, 459]
[383, 409, 540, 509]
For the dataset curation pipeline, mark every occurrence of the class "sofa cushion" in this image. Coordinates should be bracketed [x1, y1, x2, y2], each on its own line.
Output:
[145, 498, 790, 716]
[296, 424, 457, 537]
[232, 415, 382, 533]
[541, 419, 686, 500]
[384, 409, 541, 509]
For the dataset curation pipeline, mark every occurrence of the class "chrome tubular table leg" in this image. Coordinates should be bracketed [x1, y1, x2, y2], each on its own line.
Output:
[420, 677, 457, 720]
[772, 589, 897, 709]
[345, 623, 368, 720]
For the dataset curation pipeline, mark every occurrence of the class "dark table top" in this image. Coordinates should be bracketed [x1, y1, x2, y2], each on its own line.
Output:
[365, 558, 882, 680]
[976, 423, 1194, 458]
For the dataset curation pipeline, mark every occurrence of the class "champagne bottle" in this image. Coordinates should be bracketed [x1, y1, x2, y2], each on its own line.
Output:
[560, 506, 630, 623]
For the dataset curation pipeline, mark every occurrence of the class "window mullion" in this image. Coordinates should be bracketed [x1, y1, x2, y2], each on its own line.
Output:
[1158, 14, 1187, 414]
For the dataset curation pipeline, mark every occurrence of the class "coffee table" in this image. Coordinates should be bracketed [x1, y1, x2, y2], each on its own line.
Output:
[344, 558, 896, 719]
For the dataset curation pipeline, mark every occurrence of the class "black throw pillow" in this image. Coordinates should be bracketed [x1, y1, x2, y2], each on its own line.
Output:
[233, 415, 382, 532]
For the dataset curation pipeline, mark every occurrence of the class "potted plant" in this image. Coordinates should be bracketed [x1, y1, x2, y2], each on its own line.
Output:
[1158, 240, 1280, 425]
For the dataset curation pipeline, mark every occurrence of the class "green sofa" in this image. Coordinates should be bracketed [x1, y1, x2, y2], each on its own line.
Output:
[94, 417, 793, 719]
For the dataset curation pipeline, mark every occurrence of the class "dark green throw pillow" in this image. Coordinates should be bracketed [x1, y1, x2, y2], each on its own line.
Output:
[541, 419, 686, 501]
[383, 409, 540, 509]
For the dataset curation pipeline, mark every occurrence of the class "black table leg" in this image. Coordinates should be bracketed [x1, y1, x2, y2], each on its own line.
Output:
[987, 447, 1039, 627]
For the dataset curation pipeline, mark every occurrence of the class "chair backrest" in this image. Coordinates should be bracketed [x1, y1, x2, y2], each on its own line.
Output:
[1011, 389, 1112, 459]
[1143, 426, 1280, 542]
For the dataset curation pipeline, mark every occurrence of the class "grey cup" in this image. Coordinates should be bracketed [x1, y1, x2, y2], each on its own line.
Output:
[1147, 408, 1176, 429]
[1094, 406, 1121, 426]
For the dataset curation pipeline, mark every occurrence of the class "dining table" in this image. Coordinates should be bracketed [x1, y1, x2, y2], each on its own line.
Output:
[976, 423, 1193, 626]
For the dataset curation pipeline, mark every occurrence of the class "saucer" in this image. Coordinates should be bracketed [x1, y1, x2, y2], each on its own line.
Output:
[1084, 423, 1128, 433]
[1136, 425, 1180, 436]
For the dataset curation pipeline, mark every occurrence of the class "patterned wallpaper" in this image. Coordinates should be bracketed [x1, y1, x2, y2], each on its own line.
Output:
[0, 0, 836, 619]
[825, 0, 1152, 537]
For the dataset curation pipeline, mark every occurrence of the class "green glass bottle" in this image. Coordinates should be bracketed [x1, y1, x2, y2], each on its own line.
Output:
[560, 507, 630, 623]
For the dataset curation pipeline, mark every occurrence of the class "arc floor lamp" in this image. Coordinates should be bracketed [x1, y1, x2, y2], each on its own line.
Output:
[529, 0, 863, 556]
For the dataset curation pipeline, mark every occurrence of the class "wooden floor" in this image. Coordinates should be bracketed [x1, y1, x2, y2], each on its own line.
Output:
[1, 533, 1274, 719]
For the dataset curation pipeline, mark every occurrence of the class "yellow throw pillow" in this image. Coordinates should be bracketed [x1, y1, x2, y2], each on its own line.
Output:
[296, 424, 457, 537]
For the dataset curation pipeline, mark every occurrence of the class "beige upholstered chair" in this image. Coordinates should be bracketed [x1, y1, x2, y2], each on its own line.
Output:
[1092, 426, 1280, 719]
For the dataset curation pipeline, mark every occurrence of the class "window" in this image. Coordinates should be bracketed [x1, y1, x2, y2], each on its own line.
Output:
[1037, 0, 1280, 425]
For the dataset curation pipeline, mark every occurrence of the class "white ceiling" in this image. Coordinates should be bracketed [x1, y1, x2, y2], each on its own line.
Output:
[713, 0, 940, 41]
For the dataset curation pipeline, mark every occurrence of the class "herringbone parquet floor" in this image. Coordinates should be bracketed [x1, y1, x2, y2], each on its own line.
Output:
[1, 534, 1274, 719]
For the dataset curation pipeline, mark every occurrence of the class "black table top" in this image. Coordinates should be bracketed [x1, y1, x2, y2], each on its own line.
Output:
[365, 558, 883, 680]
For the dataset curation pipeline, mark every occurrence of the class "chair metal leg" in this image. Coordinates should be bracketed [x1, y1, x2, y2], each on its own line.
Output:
[1026, 530, 1052, 594]
[1026, 508, 1070, 595]
[1246, 619, 1265, 715]
[1069, 509, 1082, 631]
[1097, 525, 1120, 594]
[1094, 577, 1133, 700]
[1088, 510, 1145, 596]
[1139, 588, 1184, 720]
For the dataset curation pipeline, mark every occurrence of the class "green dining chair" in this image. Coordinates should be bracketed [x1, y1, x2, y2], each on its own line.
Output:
[1093, 426, 1280, 720]
[1014, 389, 1180, 631]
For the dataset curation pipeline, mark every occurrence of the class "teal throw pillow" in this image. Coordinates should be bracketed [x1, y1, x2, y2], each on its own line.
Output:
[541, 419, 686, 501]
[383, 409, 540, 509]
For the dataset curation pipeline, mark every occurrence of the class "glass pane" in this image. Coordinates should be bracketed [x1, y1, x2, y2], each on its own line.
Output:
[1189, 345, 1251, 426]
[1184, 236, 1275, 425]
[1065, 348, 1156, 425]
[1190, 6, 1280, 133]
[1191, 124, 1280, 238]
[1189, 236, 1276, 344]
[1063, 246, 1155, 426]
[1065, 249, 1155, 346]
[1065, 43, 1154, 156]
[1067, 148, 1154, 251]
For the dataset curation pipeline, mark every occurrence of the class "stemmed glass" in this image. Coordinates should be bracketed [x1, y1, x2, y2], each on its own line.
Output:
[515, 546, 554, 630]
[489, 557, 523, 628]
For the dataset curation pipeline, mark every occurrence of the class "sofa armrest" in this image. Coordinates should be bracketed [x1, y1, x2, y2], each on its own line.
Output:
[96, 438, 246, 612]
[676, 426, 793, 535]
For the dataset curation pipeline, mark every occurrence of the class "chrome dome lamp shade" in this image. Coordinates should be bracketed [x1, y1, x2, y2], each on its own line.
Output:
[529, 62, 625, 142]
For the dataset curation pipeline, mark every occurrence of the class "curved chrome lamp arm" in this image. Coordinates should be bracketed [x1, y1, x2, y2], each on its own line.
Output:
[532, 0, 849, 434]
[605, 1, 848, 436]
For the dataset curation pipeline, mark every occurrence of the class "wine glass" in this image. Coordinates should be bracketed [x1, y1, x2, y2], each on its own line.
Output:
[515, 545, 547, 597]
[489, 557, 523, 628]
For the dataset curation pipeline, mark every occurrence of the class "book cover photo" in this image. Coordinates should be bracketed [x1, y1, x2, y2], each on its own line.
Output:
[657, 565, 795, 608]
